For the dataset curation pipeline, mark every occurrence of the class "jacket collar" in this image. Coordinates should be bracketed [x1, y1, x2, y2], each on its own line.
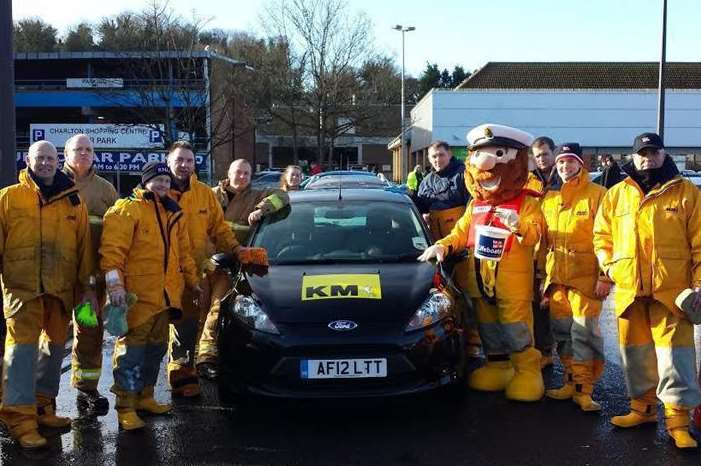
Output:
[133, 188, 182, 213]
[20, 168, 78, 204]
[63, 163, 96, 183]
[621, 155, 679, 194]
[436, 157, 463, 177]
[559, 167, 589, 200]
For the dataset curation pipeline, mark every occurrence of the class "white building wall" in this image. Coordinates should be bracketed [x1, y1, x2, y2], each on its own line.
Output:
[411, 89, 701, 152]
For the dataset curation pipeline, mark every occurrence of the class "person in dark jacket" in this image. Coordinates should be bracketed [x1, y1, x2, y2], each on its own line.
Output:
[600, 154, 626, 189]
[414, 141, 479, 356]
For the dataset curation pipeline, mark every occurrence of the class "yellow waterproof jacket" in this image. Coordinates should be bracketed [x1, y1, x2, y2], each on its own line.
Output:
[437, 194, 544, 301]
[0, 169, 94, 317]
[213, 181, 290, 243]
[100, 188, 199, 328]
[593, 172, 701, 317]
[542, 169, 606, 298]
[170, 175, 239, 273]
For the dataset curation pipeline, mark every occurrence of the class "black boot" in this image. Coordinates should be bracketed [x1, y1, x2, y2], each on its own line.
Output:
[197, 362, 219, 380]
[77, 389, 109, 415]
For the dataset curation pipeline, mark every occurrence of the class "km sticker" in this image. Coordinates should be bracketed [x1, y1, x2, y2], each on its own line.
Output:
[301, 274, 382, 301]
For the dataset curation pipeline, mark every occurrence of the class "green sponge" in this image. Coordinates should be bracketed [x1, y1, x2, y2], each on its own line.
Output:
[75, 301, 98, 328]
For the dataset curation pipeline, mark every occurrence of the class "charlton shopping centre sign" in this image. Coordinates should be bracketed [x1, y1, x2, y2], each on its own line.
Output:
[30, 123, 171, 149]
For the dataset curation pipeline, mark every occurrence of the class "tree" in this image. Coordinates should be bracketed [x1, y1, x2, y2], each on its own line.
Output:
[263, 0, 373, 166]
[451, 65, 468, 87]
[13, 18, 58, 52]
[439, 68, 451, 88]
[96, 13, 145, 50]
[63, 23, 96, 51]
[417, 63, 440, 99]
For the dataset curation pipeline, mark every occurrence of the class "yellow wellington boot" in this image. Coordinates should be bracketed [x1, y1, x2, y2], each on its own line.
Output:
[546, 372, 574, 400]
[118, 410, 146, 431]
[505, 348, 545, 402]
[571, 383, 601, 412]
[0, 415, 48, 449]
[610, 396, 657, 428]
[468, 359, 515, 392]
[665, 407, 698, 449]
[137, 386, 172, 415]
[137, 398, 172, 415]
[17, 429, 48, 449]
[36, 400, 72, 428]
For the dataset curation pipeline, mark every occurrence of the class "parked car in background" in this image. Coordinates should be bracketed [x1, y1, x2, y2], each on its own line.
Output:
[252, 171, 283, 190]
[302, 170, 391, 190]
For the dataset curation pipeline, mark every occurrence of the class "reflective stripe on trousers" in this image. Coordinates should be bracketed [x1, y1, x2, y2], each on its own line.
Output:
[1, 296, 70, 408]
[112, 311, 168, 403]
[71, 286, 105, 390]
[549, 285, 604, 386]
[617, 298, 701, 409]
[473, 297, 533, 355]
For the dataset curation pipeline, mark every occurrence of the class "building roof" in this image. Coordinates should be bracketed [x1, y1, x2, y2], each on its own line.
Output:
[456, 62, 701, 90]
[14, 50, 245, 66]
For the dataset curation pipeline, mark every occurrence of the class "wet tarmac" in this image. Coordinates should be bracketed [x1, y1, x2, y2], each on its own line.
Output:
[1, 299, 700, 466]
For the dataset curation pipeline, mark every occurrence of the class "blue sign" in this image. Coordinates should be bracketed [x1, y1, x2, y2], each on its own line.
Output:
[16, 150, 209, 173]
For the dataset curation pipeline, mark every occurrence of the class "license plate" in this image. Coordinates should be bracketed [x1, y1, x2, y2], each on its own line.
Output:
[300, 358, 387, 379]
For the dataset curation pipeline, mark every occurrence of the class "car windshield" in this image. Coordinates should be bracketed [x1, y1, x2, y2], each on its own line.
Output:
[305, 174, 386, 190]
[252, 200, 430, 264]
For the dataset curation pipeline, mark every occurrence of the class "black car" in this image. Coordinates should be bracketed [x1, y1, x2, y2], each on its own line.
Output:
[216, 189, 468, 398]
[301, 170, 390, 190]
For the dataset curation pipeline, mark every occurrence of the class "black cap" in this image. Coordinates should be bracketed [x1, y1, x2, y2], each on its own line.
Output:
[554, 143, 582, 158]
[141, 161, 172, 186]
[633, 132, 664, 154]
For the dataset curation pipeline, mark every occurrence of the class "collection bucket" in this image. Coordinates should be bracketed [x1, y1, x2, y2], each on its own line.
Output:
[474, 225, 511, 261]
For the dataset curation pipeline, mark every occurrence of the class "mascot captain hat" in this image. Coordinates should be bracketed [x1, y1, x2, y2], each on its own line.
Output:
[467, 124, 534, 151]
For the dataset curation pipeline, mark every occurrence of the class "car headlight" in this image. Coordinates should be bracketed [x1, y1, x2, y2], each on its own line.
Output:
[405, 288, 453, 332]
[232, 295, 280, 335]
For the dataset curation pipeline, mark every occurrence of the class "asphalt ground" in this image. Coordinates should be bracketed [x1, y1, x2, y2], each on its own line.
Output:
[1, 299, 700, 466]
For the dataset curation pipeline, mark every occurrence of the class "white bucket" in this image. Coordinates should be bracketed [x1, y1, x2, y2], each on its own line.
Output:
[474, 225, 512, 261]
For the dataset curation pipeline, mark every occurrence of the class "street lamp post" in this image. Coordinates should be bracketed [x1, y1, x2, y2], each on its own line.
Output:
[0, 0, 16, 188]
[657, 0, 668, 140]
[393, 25, 415, 182]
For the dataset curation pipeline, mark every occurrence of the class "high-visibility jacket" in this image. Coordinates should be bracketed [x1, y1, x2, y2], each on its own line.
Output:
[437, 193, 544, 301]
[213, 181, 290, 243]
[593, 161, 701, 317]
[542, 169, 606, 298]
[0, 169, 94, 317]
[100, 188, 199, 328]
[170, 175, 239, 273]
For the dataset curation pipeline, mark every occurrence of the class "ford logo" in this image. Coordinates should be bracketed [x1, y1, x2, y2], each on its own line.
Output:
[328, 320, 358, 331]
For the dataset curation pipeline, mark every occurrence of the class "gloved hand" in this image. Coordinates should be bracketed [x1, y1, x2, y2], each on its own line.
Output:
[495, 209, 520, 232]
[108, 285, 126, 307]
[105, 269, 126, 307]
[417, 244, 447, 263]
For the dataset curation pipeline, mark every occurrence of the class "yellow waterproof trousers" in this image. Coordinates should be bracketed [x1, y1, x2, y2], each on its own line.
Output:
[196, 269, 232, 365]
[617, 299, 701, 410]
[112, 311, 169, 410]
[0, 296, 71, 437]
[549, 285, 604, 393]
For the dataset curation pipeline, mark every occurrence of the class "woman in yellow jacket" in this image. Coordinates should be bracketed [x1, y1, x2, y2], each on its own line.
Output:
[540, 144, 610, 411]
[100, 162, 200, 431]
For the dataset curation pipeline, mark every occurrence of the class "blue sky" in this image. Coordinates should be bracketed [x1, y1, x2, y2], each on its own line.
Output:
[12, 0, 700, 76]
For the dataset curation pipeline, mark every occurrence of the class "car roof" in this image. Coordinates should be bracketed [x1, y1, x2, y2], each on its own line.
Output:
[289, 188, 411, 204]
[312, 170, 375, 177]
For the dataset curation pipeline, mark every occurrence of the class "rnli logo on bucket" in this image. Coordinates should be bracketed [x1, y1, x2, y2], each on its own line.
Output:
[301, 274, 382, 301]
[474, 225, 511, 261]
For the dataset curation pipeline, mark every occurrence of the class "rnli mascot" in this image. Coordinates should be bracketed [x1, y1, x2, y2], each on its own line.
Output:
[419, 124, 545, 401]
